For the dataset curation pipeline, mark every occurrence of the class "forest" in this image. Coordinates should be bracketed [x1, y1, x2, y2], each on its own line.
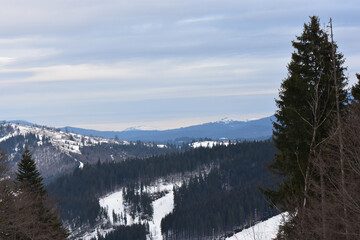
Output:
[161, 140, 277, 239]
[47, 140, 278, 238]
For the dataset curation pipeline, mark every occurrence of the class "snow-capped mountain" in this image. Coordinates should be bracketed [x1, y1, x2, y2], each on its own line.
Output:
[0, 123, 175, 180]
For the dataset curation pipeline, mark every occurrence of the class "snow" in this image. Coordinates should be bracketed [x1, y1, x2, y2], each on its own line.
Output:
[191, 140, 230, 149]
[79, 161, 84, 169]
[99, 191, 127, 224]
[157, 144, 167, 148]
[218, 117, 235, 124]
[226, 213, 288, 240]
[148, 191, 174, 240]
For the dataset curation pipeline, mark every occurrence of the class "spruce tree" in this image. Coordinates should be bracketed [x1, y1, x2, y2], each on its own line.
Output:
[264, 16, 347, 215]
[15, 147, 68, 239]
[16, 147, 46, 195]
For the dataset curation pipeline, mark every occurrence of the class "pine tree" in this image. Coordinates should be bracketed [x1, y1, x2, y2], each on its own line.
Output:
[14, 147, 68, 239]
[263, 16, 348, 229]
[16, 147, 46, 195]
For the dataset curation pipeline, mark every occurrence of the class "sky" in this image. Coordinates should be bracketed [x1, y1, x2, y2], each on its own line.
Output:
[0, 0, 359, 131]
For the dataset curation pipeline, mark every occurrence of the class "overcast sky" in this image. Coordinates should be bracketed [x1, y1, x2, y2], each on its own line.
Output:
[0, 0, 359, 130]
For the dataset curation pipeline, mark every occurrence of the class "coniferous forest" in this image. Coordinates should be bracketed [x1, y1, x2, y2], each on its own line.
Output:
[48, 140, 277, 234]
[161, 141, 277, 239]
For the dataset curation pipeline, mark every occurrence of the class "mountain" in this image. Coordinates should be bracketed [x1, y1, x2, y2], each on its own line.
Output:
[62, 116, 274, 143]
[0, 123, 177, 180]
[7, 120, 36, 126]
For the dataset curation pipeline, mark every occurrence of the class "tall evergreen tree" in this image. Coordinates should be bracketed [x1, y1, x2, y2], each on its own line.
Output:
[264, 16, 347, 218]
[16, 147, 46, 195]
[14, 147, 68, 239]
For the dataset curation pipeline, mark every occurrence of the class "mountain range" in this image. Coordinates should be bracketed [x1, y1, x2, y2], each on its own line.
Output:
[1, 116, 274, 180]
[61, 116, 274, 143]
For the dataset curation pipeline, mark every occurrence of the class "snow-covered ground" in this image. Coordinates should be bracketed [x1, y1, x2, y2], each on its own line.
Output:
[147, 184, 175, 240]
[226, 213, 288, 240]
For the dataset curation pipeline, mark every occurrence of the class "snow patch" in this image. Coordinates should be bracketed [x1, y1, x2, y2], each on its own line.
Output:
[191, 140, 230, 149]
[226, 213, 288, 240]
[218, 117, 235, 124]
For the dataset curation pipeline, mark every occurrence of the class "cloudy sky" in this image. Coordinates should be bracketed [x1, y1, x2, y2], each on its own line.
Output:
[0, 0, 359, 130]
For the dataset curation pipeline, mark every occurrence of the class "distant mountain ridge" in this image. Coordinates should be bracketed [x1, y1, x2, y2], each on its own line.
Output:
[0, 123, 176, 180]
[61, 116, 275, 143]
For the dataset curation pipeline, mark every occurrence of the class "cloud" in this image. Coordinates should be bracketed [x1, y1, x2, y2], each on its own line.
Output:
[0, 0, 359, 129]
[177, 15, 225, 24]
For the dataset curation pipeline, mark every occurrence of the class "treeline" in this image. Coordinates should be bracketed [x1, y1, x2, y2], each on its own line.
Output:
[76, 141, 180, 165]
[161, 141, 277, 239]
[47, 140, 276, 228]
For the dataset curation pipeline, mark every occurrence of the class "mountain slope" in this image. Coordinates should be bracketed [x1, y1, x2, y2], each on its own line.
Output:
[0, 123, 177, 180]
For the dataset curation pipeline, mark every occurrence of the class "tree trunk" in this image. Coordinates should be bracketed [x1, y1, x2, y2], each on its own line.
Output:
[330, 18, 348, 239]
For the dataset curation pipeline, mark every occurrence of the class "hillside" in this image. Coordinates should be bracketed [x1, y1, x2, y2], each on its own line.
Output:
[47, 140, 278, 239]
[0, 123, 177, 180]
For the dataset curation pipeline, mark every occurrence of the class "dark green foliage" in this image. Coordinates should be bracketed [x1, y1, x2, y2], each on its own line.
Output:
[264, 16, 348, 212]
[48, 140, 277, 231]
[92, 224, 147, 240]
[161, 141, 277, 239]
[16, 147, 46, 195]
[76, 141, 180, 165]
[351, 73, 360, 101]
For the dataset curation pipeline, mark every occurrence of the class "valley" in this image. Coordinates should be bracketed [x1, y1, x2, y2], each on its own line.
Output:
[1, 117, 281, 240]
